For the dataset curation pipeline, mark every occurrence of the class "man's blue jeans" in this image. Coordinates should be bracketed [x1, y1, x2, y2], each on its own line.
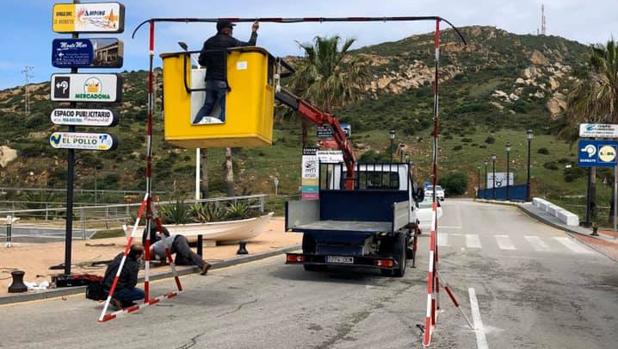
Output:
[194, 79, 227, 123]
[114, 287, 144, 307]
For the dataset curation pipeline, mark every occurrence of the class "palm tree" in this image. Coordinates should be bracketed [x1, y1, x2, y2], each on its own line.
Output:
[563, 40, 618, 127]
[285, 35, 368, 146]
[561, 39, 618, 223]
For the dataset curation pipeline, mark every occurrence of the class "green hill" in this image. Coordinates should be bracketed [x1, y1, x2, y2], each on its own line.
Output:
[0, 25, 610, 220]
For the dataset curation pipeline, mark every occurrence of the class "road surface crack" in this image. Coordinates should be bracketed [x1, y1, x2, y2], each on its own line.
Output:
[175, 331, 206, 349]
[216, 298, 258, 318]
[313, 310, 371, 349]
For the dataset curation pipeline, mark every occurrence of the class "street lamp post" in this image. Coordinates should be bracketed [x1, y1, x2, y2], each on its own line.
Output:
[477, 166, 481, 198]
[491, 154, 497, 200]
[389, 129, 396, 162]
[506, 142, 511, 201]
[483, 160, 488, 199]
[527, 130, 533, 201]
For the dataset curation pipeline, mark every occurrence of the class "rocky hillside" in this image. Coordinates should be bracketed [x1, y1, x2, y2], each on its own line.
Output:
[0, 26, 593, 196]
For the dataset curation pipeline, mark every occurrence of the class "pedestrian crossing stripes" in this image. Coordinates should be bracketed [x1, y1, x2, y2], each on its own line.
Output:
[524, 235, 551, 251]
[554, 236, 595, 254]
[431, 233, 596, 255]
[438, 233, 448, 247]
[465, 234, 482, 249]
[494, 235, 516, 250]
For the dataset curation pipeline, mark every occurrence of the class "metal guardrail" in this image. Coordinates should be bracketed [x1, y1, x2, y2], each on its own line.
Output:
[0, 194, 268, 240]
[0, 186, 164, 195]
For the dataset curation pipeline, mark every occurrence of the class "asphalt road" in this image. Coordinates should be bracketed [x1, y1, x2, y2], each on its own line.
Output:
[1, 200, 617, 349]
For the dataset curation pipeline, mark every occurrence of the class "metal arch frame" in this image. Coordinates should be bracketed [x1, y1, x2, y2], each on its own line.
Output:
[131, 16, 466, 344]
[131, 16, 467, 43]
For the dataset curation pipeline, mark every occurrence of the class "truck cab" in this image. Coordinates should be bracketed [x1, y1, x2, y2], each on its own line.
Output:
[285, 162, 423, 277]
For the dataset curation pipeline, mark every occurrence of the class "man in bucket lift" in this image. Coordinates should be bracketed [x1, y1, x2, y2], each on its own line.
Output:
[193, 19, 260, 125]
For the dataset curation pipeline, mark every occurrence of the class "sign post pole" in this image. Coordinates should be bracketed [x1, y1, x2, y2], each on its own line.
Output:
[614, 165, 618, 235]
[64, 0, 79, 276]
[614, 164, 617, 234]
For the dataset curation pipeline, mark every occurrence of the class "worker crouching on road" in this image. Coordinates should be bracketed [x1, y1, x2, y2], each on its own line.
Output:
[148, 226, 212, 275]
[193, 19, 259, 125]
[102, 243, 145, 309]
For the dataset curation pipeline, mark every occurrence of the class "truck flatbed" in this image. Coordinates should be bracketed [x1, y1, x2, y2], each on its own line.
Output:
[294, 220, 391, 233]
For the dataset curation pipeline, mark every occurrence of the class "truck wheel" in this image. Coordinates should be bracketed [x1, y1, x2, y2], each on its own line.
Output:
[392, 233, 407, 277]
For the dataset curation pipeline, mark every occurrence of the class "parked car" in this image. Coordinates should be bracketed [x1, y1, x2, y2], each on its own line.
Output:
[417, 196, 443, 230]
[424, 185, 445, 201]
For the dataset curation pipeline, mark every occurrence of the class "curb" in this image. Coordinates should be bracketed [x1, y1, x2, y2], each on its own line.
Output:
[516, 204, 592, 238]
[0, 244, 300, 306]
[474, 199, 521, 207]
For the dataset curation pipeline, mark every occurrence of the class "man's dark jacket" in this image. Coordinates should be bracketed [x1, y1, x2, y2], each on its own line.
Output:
[198, 32, 257, 81]
[102, 252, 140, 290]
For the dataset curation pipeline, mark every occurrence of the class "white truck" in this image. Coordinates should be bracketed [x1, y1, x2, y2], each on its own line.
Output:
[285, 162, 424, 277]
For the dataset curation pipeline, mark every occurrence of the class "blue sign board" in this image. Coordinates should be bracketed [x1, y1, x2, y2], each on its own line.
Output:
[52, 38, 123, 68]
[578, 139, 618, 167]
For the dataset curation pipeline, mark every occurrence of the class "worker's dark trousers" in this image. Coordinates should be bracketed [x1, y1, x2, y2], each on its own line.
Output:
[172, 235, 206, 268]
[113, 287, 144, 307]
[194, 79, 227, 123]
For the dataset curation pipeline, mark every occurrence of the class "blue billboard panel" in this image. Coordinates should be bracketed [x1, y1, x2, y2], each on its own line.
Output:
[52, 38, 123, 68]
[578, 139, 618, 167]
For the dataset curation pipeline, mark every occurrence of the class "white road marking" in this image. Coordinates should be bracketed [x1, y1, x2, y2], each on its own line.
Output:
[494, 235, 516, 250]
[438, 233, 449, 246]
[440, 225, 463, 229]
[524, 235, 551, 252]
[554, 237, 595, 254]
[469, 288, 489, 349]
[466, 234, 482, 249]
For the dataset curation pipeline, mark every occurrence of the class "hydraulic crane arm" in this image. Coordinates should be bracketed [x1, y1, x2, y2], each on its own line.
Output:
[276, 89, 356, 190]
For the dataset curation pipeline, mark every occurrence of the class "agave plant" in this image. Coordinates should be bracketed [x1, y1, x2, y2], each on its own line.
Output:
[190, 203, 226, 223]
[224, 201, 260, 220]
[158, 199, 191, 225]
[224, 201, 249, 220]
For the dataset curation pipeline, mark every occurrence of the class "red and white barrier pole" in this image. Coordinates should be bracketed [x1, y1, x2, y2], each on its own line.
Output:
[165, 248, 183, 292]
[143, 19, 156, 303]
[423, 201, 438, 346]
[423, 17, 442, 347]
[444, 284, 474, 330]
[98, 196, 148, 322]
[99, 291, 179, 322]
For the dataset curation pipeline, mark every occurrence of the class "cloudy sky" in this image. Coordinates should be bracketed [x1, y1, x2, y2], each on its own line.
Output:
[0, 0, 616, 89]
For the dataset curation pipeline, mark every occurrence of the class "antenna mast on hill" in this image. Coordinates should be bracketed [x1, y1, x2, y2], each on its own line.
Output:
[21, 65, 34, 115]
[541, 3, 546, 35]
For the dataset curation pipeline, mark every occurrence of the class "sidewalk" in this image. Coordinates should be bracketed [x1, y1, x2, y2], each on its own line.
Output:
[0, 217, 300, 304]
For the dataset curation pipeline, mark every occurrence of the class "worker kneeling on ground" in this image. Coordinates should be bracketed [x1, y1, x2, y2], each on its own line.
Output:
[193, 19, 259, 125]
[102, 243, 145, 309]
[148, 226, 212, 275]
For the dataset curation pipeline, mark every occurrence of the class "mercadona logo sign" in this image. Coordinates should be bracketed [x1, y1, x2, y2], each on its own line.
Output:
[50, 73, 122, 102]
[49, 132, 117, 151]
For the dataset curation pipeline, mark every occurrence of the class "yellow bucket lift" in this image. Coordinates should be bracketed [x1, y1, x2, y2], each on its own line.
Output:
[160, 47, 275, 148]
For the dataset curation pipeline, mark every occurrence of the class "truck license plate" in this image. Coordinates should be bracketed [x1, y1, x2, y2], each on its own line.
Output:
[326, 256, 354, 264]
